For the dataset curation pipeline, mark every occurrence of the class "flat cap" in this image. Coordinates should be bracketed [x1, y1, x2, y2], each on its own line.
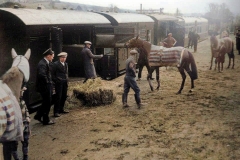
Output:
[57, 52, 68, 57]
[168, 33, 172, 36]
[84, 41, 92, 45]
[129, 49, 138, 55]
[43, 48, 54, 56]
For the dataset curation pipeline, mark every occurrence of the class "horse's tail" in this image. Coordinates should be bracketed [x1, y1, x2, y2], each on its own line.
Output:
[188, 51, 198, 80]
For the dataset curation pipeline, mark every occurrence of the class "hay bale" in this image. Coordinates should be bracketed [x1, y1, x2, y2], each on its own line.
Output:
[73, 78, 116, 106]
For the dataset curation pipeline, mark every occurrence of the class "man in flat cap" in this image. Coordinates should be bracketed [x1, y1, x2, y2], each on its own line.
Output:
[81, 41, 103, 82]
[34, 48, 55, 125]
[122, 49, 145, 109]
[236, 29, 240, 55]
[52, 52, 69, 117]
[162, 33, 177, 48]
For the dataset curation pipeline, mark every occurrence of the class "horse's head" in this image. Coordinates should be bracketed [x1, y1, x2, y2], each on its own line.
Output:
[125, 36, 143, 48]
[11, 48, 31, 82]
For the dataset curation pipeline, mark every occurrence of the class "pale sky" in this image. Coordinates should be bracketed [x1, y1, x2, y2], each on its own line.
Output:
[60, 0, 240, 14]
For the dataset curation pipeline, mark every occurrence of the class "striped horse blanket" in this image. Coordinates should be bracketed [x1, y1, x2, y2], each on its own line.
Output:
[0, 80, 23, 141]
[149, 45, 185, 67]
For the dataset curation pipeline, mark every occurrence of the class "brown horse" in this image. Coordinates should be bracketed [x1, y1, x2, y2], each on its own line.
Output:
[210, 35, 234, 71]
[125, 36, 198, 94]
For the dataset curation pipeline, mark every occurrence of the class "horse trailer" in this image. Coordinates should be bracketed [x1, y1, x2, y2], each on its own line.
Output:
[177, 16, 209, 47]
[0, 7, 208, 111]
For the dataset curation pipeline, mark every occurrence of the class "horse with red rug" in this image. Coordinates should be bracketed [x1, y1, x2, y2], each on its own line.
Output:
[125, 36, 198, 94]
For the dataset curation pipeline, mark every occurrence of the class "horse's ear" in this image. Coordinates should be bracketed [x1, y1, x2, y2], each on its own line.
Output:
[11, 48, 18, 59]
[24, 48, 31, 60]
[136, 35, 139, 40]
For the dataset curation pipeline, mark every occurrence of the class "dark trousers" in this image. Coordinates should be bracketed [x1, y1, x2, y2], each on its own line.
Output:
[54, 81, 68, 114]
[2, 127, 30, 160]
[188, 39, 193, 48]
[122, 76, 141, 104]
[2, 141, 18, 160]
[35, 88, 52, 124]
[193, 40, 198, 52]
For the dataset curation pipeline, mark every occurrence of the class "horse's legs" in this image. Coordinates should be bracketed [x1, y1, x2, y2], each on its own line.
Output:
[137, 64, 144, 80]
[147, 67, 155, 91]
[214, 58, 217, 71]
[210, 56, 213, 70]
[155, 67, 160, 90]
[177, 67, 186, 94]
[227, 54, 231, 69]
[232, 56, 235, 69]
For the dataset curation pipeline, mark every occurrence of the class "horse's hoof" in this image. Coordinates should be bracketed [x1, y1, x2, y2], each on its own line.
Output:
[189, 89, 193, 93]
[176, 91, 181, 95]
[156, 87, 159, 90]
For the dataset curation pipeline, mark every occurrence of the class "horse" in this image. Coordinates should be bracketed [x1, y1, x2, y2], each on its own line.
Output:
[209, 35, 234, 71]
[125, 36, 198, 94]
[0, 48, 31, 142]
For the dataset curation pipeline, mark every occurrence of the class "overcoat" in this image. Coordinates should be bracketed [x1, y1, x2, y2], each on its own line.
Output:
[81, 47, 102, 79]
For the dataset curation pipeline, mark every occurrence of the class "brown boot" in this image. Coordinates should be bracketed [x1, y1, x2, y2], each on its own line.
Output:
[137, 103, 147, 109]
[123, 103, 129, 108]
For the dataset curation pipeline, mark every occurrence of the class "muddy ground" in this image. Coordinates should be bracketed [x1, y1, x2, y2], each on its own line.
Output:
[27, 35, 240, 160]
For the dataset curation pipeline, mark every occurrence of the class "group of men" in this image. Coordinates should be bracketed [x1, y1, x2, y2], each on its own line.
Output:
[34, 41, 104, 125]
[34, 48, 69, 125]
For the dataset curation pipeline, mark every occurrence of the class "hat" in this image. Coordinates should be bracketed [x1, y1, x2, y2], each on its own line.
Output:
[43, 48, 54, 56]
[129, 49, 138, 55]
[57, 52, 67, 57]
[168, 33, 172, 36]
[84, 41, 92, 45]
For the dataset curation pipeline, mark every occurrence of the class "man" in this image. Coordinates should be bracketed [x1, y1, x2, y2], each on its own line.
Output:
[34, 48, 55, 125]
[162, 33, 177, 48]
[192, 31, 200, 52]
[188, 29, 194, 48]
[81, 41, 103, 82]
[122, 49, 145, 109]
[52, 52, 69, 117]
[236, 29, 240, 55]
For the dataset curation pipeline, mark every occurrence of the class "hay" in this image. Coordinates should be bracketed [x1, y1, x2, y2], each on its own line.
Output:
[72, 78, 116, 106]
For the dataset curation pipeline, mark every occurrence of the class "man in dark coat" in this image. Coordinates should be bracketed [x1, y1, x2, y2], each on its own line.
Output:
[122, 49, 145, 109]
[236, 29, 240, 55]
[52, 52, 69, 117]
[192, 31, 200, 52]
[81, 41, 103, 82]
[188, 30, 194, 48]
[34, 48, 55, 125]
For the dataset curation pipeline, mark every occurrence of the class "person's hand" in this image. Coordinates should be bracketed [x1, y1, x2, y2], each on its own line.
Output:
[101, 54, 103, 58]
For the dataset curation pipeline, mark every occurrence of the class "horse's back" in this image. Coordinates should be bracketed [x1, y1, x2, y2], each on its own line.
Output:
[0, 80, 23, 141]
[0, 82, 10, 137]
[223, 37, 233, 53]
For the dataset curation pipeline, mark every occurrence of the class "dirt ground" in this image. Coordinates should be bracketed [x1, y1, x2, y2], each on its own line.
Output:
[27, 35, 240, 160]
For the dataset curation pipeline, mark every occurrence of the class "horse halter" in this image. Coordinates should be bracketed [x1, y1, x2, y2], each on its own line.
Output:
[12, 55, 30, 83]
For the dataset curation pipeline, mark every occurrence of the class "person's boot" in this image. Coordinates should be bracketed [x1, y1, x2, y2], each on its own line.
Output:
[23, 155, 28, 160]
[134, 93, 145, 109]
[122, 93, 129, 108]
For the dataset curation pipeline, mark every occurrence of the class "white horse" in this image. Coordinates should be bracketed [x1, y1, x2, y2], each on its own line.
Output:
[0, 48, 30, 141]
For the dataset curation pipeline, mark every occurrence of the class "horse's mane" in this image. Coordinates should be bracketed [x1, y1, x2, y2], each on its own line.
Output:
[2, 66, 21, 84]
